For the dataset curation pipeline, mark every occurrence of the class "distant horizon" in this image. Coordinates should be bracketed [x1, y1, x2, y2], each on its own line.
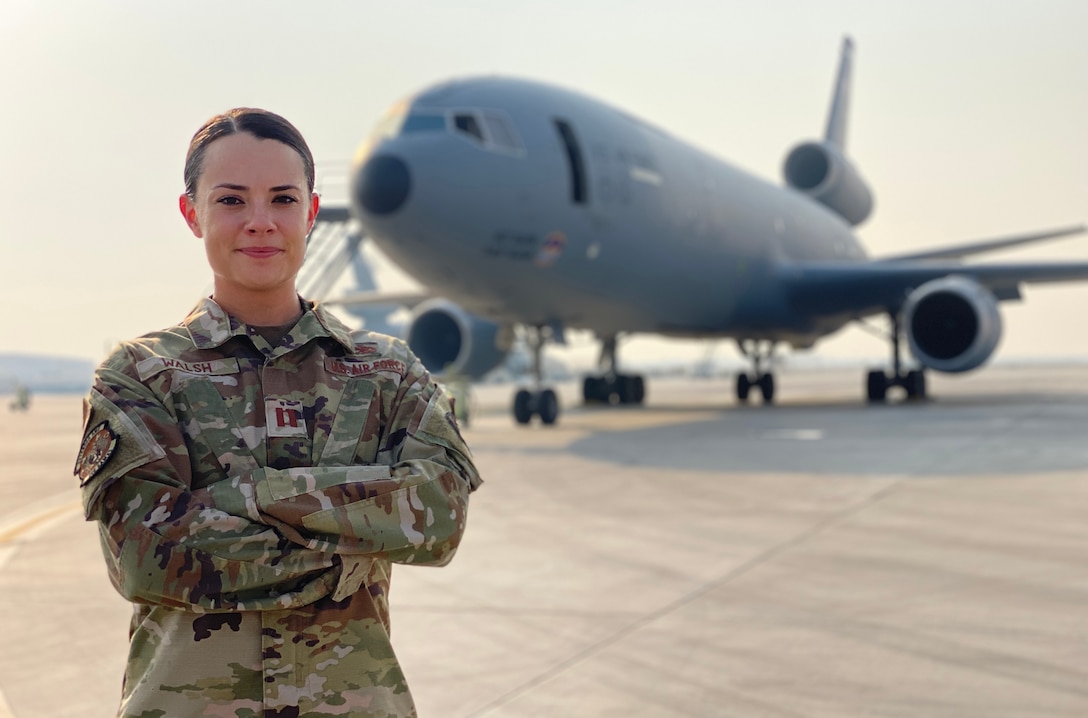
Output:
[4, 347, 1088, 398]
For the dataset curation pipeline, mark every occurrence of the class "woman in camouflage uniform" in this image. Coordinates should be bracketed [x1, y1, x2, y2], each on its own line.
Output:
[76, 108, 481, 717]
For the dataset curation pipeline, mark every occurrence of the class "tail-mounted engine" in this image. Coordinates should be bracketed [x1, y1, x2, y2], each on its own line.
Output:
[405, 299, 512, 379]
[782, 141, 873, 226]
[902, 276, 1003, 373]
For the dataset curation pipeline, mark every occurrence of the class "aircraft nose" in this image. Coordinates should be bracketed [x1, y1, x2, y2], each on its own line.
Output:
[353, 154, 411, 216]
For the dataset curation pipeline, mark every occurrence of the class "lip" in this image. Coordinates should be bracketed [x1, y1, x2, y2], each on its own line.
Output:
[238, 247, 283, 258]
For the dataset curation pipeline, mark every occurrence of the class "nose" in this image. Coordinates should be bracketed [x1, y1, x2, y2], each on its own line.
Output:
[353, 154, 411, 216]
[246, 204, 275, 234]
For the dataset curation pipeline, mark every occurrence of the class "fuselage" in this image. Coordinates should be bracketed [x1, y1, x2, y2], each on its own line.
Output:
[351, 77, 868, 346]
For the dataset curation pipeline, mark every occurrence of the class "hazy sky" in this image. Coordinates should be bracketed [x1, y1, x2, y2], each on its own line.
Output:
[2, 0, 1086, 367]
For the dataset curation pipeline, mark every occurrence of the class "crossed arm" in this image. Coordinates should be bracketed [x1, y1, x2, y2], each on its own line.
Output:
[81, 351, 480, 613]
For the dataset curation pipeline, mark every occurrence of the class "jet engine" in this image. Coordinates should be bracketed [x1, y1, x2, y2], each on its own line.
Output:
[902, 276, 1003, 373]
[782, 141, 873, 226]
[405, 299, 512, 379]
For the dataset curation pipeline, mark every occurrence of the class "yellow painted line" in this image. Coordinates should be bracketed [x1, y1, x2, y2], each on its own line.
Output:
[0, 498, 84, 715]
[0, 687, 14, 718]
[0, 501, 81, 544]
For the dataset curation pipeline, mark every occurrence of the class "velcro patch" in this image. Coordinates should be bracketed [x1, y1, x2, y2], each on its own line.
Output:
[136, 356, 240, 381]
[325, 357, 407, 378]
[75, 421, 118, 486]
[266, 398, 307, 438]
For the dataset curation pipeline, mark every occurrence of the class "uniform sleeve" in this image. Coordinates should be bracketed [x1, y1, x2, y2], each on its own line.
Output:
[208, 353, 481, 568]
[79, 352, 342, 613]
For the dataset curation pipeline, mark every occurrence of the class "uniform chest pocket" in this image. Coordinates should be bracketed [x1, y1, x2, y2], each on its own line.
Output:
[172, 374, 262, 484]
[313, 378, 381, 466]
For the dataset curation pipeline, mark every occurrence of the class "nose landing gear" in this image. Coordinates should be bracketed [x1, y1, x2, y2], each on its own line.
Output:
[735, 339, 777, 404]
[513, 387, 559, 425]
[512, 325, 562, 426]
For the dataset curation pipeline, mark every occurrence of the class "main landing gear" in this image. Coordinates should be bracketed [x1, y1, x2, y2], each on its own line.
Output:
[735, 339, 776, 404]
[866, 312, 927, 402]
[581, 335, 647, 406]
[513, 326, 560, 425]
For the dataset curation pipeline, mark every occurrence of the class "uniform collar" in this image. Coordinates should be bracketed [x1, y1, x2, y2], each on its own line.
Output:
[184, 297, 356, 354]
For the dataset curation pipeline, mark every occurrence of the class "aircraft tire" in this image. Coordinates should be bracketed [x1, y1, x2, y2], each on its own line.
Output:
[736, 374, 751, 403]
[906, 370, 927, 400]
[538, 389, 559, 425]
[614, 377, 629, 404]
[630, 375, 646, 405]
[866, 370, 887, 403]
[759, 373, 775, 403]
[617, 375, 640, 405]
[513, 389, 534, 425]
[583, 377, 606, 404]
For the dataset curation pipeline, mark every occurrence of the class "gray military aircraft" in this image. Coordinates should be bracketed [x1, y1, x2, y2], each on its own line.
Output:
[317, 37, 1087, 425]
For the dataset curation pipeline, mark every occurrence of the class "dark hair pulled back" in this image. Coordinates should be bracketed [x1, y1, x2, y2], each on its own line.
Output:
[183, 108, 315, 199]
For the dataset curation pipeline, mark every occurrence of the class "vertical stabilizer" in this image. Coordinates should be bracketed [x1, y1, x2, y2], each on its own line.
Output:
[824, 36, 854, 150]
[782, 36, 872, 225]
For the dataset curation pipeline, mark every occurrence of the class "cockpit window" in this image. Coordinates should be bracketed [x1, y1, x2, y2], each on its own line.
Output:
[377, 104, 525, 156]
[482, 113, 522, 152]
[401, 113, 447, 134]
[447, 110, 523, 155]
[453, 113, 485, 143]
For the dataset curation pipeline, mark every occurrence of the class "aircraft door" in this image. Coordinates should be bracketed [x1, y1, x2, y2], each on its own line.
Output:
[553, 118, 588, 206]
[550, 118, 612, 274]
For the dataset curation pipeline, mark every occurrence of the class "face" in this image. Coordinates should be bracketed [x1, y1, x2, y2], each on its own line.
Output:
[179, 132, 319, 316]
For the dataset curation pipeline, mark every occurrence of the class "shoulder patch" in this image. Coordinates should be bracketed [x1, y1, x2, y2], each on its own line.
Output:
[75, 421, 118, 486]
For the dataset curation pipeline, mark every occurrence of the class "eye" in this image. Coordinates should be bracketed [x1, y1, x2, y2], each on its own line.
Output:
[216, 195, 244, 206]
[272, 194, 299, 204]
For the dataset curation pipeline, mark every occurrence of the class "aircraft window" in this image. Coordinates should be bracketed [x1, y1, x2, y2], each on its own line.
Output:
[454, 113, 485, 143]
[482, 113, 522, 152]
[401, 113, 447, 134]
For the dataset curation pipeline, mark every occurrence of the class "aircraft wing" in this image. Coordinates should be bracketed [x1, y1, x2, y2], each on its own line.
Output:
[781, 259, 1088, 317]
[318, 289, 432, 310]
[876, 224, 1086, 262]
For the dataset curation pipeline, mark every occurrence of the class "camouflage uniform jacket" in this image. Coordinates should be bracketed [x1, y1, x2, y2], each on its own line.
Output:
[76, 297, 482, 718]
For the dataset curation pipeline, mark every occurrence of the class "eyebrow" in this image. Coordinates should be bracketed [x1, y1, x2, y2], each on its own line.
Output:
[211, 183, 303, 192]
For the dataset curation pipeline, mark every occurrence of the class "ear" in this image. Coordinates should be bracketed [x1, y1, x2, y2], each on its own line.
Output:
[307, 192, 320, 233]
[179, 194, 203, 238]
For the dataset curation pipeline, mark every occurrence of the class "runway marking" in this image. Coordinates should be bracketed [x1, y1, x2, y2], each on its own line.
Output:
[760, 429, 824, 440]
[0, 498, 82, 716]
[0, 500, 81, 545]
[0, 686, 13, 718]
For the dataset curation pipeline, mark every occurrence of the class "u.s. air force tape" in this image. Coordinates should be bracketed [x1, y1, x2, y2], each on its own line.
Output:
[75, 421, 118, 485]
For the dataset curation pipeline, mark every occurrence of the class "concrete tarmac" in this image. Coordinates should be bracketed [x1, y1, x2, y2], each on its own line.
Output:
[2, 365, 1087, 717]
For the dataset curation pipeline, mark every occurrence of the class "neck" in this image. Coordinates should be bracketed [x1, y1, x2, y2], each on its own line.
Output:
[211, 286, 303, 326]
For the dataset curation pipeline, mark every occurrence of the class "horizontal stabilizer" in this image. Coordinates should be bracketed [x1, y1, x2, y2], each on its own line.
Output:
[878, 224, 1086, 262]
